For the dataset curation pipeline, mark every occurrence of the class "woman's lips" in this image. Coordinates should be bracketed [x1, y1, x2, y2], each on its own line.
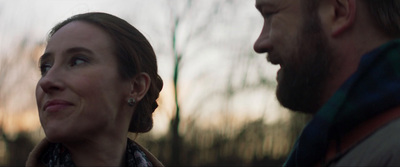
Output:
[43, 100, 73, 112]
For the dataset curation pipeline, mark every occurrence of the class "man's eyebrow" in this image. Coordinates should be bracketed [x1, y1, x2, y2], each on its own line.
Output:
[39, 52, 51, 64]
[255, 0, 276, 12]
[255, 1, 263, 11]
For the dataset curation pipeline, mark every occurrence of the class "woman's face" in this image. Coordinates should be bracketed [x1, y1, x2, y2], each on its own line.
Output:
[36, 21, 132, 142]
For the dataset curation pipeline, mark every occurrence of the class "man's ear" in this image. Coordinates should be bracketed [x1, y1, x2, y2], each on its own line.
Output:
[331, 0, 356, 37]
[129, 72, 151, 102]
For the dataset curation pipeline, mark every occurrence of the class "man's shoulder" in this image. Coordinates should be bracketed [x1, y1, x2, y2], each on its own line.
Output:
[332, 118, 400, 166]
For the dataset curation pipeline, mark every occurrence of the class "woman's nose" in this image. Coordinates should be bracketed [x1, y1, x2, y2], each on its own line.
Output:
[37, 67, 65, 94]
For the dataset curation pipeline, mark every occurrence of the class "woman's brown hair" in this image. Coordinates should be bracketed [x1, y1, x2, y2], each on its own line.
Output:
[49, 12, 163, 133]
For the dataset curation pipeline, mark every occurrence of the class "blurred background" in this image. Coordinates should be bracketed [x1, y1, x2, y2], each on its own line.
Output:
[0, 0, 310, 166]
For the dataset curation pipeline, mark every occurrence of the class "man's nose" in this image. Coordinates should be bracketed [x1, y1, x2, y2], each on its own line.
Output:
[254, 23, 271, 53]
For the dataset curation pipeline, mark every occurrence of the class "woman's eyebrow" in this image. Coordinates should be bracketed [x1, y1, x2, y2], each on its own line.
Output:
[64, 47, 94, 55]
[39, 47, 94, 64]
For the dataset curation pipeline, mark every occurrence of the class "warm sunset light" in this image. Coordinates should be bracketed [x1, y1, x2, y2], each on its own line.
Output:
[0, 1, 306, 166]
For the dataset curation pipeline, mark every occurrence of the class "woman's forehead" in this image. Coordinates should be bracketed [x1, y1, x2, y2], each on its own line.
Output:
[46, 21, 114, 52]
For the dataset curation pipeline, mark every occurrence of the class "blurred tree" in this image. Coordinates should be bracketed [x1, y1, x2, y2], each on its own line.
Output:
[4, 132, 35, 166]
[0, 39, 41, 113]
[170, 12, 182, 166]
[0, 39, 43, 165]
[160, 0, 312, 164]
[157, 0, 307, 165]
[165, 0, 238, 165]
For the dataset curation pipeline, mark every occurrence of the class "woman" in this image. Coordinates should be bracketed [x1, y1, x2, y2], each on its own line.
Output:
[26, 12, 164, 167]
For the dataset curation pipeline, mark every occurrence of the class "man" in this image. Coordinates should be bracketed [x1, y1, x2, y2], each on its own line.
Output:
[254, 0, 400, 166]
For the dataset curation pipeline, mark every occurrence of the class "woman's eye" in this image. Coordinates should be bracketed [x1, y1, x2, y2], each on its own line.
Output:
[39, 64, 52, 75]
[70, 57, 88, 66]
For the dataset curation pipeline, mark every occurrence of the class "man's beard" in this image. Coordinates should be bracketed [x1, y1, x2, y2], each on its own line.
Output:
[275, 17, 333, 114]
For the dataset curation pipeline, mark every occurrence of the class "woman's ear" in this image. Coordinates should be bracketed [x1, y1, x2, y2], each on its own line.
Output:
[129, 72, 151, 102]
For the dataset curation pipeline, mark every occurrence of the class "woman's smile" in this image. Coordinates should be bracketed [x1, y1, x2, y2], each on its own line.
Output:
[43, 99, 74, 112]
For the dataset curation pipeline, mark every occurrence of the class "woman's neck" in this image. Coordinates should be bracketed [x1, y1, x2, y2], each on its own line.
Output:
[63, 136, 127, 166]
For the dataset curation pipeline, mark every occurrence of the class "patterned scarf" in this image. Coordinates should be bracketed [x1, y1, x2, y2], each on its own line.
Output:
[40, 138, 153, 167]
[284, 39, 400, 167]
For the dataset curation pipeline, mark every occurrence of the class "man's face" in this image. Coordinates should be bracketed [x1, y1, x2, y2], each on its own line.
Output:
[254, 0, 334, 113]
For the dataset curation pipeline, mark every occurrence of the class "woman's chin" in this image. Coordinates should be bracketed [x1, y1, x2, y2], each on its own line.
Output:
[44, 129, 72, 143]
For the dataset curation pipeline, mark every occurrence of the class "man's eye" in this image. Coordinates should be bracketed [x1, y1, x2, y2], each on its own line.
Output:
[39, 64, 52, 75]
[263, 12, 275, 19]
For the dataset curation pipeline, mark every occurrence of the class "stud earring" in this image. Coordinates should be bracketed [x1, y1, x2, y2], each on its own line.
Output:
[128, 98, 136, 106]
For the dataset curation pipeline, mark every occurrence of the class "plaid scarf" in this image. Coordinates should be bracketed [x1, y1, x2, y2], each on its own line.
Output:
[40, 138, 153, 167]
[284, 39, 400, 167]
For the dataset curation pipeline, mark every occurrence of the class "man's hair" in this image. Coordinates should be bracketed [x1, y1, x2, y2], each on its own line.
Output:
[303, 0, 400, 38]
[365, 0, 400, 38]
